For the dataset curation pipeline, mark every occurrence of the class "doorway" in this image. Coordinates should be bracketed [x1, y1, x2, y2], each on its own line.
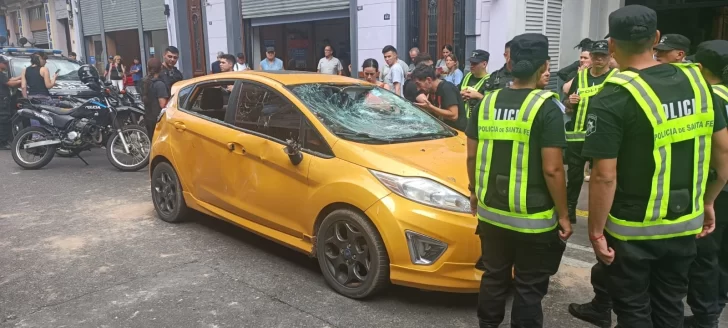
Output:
[187, 0, 207, 77]
[408, 0, 466, 69]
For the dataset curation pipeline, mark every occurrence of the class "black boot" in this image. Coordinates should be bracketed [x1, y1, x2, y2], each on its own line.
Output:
[688, 314, 720, 328]
[568, 302, 611, 328]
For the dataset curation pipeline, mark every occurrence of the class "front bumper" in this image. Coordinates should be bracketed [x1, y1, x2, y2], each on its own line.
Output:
[365, 193, 483, 293]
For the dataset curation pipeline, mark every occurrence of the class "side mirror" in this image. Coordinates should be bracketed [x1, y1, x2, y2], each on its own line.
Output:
[284, 139, 303, 165]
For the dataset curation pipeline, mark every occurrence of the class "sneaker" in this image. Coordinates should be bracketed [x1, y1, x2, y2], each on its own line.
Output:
[568, 302, 612, 328]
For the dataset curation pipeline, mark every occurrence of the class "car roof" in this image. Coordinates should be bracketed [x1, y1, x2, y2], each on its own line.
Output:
[180, 70, 368, 87]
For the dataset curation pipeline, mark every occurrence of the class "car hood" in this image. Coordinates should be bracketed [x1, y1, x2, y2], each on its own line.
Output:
[332, 133, 469, 194]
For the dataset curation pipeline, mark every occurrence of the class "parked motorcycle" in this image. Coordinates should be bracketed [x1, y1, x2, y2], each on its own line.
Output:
[10, 65, 150, 172]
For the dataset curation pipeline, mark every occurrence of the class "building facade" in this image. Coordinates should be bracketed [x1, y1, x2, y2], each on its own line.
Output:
[75, 0, 168, 76]
[0, 0, 80, 56]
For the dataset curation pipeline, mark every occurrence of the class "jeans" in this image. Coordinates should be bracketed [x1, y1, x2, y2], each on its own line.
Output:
[605, 234, 696, 328]
[477, 222, 565, 328]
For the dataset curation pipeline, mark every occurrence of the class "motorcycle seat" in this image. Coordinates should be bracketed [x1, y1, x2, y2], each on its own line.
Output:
[36, 104, 74, 115]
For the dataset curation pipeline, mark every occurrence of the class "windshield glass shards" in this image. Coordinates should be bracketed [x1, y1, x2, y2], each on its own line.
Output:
[290, 84, 455, 143]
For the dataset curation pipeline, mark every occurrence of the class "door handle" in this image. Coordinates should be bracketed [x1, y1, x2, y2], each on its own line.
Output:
[173, 121, 186, 131]
[227, 142, 246, 155]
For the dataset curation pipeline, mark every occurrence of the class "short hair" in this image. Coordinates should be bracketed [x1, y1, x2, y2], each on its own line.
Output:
[220, 54, 236, 65]
[165, 46, 180, 55]
[409, 47, 420, 54]
[614, 37, 655, 55]
[382, 45, 397, 55]
[69, 52, 76, 57]
[413, 53, 433, 65]
[217, 51, 224, 58]
[505, 40, 512, 49]
[411, 63, 437, 81]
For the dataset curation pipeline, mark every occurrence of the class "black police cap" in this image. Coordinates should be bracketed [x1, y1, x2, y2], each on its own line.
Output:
[510, 33, 549, 63]
[470, 49, 490, 63]
[694, 40, 728, 77]
[654, 34, 691, 52]
[605, 5, 657, 41]
[590, 40, 609, 54]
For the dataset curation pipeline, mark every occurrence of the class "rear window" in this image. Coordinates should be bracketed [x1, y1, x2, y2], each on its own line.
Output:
[10, 57, 81, 81]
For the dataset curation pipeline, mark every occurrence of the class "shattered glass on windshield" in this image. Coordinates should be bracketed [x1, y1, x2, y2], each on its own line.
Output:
[291, 84, 455, 143]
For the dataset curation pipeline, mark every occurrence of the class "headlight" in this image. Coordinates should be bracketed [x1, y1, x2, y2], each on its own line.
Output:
[405, 230, 447, 265]
[370, 170, 470, 213]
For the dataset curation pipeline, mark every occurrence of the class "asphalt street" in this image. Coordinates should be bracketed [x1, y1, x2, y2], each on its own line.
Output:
[0, 149, 723, 327]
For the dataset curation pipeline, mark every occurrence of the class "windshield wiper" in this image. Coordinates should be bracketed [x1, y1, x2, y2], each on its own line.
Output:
[335, 131, 393, 143]
[393, 131, 456, 141]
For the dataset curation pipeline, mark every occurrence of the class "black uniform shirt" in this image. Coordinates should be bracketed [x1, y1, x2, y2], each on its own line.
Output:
[466, 88, 566, 214]
[429, 80, 467, 131]
[582, 64, 727, 222]
[483, 64, 514, 92]
[161, 65, 183, 95]
[0, 71, 11, 97]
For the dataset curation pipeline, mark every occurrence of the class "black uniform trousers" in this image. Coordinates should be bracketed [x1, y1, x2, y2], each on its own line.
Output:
[605, 233, 696, 328]
[0, 96, 12, 145]
[687, 191, 728, 327]
[566, 142, 588, 221]
[477, 221, 565, 328]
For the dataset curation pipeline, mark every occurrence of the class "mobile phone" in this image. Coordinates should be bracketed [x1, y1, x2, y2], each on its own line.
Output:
[55, 69, 61, 75]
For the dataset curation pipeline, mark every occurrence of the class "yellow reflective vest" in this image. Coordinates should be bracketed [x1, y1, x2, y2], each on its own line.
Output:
[566, 68, 617, 142]
[475, 89, 559, 233]
[461, 72, 489, 119]
[603, 64, 714, 241]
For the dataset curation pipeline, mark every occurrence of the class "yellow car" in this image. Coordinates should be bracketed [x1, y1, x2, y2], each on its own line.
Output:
[149, 71, 482, 298]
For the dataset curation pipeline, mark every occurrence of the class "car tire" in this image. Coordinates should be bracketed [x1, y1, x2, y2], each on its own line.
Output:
[316, 209, 389, 299]
[151, 162, 189, 223]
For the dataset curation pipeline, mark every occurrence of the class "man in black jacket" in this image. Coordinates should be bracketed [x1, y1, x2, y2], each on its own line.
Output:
[483, 40, 513, 92]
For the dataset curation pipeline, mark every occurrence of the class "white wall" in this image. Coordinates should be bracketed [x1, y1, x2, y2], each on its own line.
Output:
[475, 0, 520, 74]
[559, 0, 621, 69]
[205, 0, 228, 65]
[165, 0, 178, 48]
[356, 0, 397, 70]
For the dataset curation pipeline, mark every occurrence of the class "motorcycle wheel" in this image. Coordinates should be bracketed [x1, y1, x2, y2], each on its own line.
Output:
[106, 124, 150, 172]
[11, 126, 56, 170]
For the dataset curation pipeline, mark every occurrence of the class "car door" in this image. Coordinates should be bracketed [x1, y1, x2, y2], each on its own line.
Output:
[167, 79, 245, 214]
[223, 81, 328, 237]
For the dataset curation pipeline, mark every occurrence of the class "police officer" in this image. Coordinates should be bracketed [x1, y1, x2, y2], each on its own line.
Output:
[483, 41, 514, 92]
[562, 40, 617, 225]
[685, 40, 728, 328]
[581, 5, 728, 327]
[654, 33, 691, 64]
[466, 33, 572, 328]
[460, 50, 490, 119]
[0, 56, 21, 150]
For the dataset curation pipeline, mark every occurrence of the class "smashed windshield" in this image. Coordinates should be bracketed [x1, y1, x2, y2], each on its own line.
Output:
[290, 84, 455, 143]
[10, 58, 80, 81]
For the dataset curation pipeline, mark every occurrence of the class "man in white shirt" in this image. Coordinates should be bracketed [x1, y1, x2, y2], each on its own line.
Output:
[380, 45, 406, 96]
[317, 45, 343, 75]
[233, 53, 249, 71]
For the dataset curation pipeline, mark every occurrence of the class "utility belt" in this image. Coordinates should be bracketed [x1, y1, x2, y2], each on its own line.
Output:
[490, 174, 552, 212]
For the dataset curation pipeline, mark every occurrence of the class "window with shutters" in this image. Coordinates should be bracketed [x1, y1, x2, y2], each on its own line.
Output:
[28, 6, 43, 21]
[524, 0, 563, 90]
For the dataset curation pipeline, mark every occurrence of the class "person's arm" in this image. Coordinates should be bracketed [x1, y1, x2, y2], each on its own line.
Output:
[155, 81, 170, 108]
[563, 77, 580, 114]
[557, 60, 580, 81]
[581, 95, 625, 265]
[701, 94, 728, 237]
[466, 99, 484, 215]
[538, 102, 571, 239]
[20, 68, 27, 98]
[317, 59, 322, 73]
[337, 60, 343, 76]
[7, 75, 21, 88]
[41, 67, 56, 89]
[418, 85, 458, 120]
